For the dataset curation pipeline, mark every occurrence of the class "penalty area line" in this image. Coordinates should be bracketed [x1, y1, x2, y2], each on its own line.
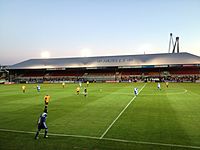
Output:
[99, 83, 147, 139]
[0, 128, 200, 149]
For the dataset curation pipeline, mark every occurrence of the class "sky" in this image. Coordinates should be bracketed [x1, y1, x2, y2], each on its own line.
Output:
[0, 0, 200, 65]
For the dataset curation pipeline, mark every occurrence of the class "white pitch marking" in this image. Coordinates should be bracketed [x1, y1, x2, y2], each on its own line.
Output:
[99, 83, 147, 139]
[0, 128, 200, 149]
[0, 128, 99, 139]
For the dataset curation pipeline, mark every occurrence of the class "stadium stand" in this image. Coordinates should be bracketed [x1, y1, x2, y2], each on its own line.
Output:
[169, 66, 199, 75]
[0, 66, 9, 83]
[7, 52, 200, 83]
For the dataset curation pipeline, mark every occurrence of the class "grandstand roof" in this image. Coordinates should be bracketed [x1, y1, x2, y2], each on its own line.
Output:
[9, 52, 200, 69]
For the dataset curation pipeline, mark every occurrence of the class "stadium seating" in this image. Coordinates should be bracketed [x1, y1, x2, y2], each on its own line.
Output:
[12, 66, 200, 83]
[169, 66, 200, 75]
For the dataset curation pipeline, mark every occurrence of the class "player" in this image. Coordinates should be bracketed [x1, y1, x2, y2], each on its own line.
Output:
[44, 95, 50, 107]
[76, 87, 80, 95]
[165, 81, 169, 88]
[86, 81, 89, 87]
[83, 87, 87, 97]
[134, 87, 138, 96]
[37, 84, 40, 92]
[62, 82, 65, 88]
[157, 82, 161, 90]
[79, 81, 82, 87]
[22, 85, 26, 93]
[35, 108, 48, 139]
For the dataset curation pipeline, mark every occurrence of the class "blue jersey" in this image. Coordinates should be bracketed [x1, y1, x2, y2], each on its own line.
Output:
[38, 112, 48, 129]
[134, 88, 138, 95]
[158, 83, 161, 89]
[38, 112, 47, 124]
[37, 85, 40, 91]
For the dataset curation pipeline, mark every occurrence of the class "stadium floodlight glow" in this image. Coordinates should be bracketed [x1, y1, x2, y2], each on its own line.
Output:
[41, 51, 50, 58]
[80, 48, 91, 57]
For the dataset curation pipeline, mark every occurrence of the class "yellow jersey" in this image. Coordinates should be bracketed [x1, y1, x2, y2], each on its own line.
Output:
[22, 86, 26, 91]
[44, 95, 50, 103]
[76, 87, 80, 92]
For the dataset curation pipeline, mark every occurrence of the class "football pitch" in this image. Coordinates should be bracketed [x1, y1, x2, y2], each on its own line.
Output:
[0, 82, 200, 150]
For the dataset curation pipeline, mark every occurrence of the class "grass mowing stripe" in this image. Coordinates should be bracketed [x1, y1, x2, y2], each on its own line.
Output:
[99, 83, 147, 139]
[0, 128, 200, 150]
[103, 137, 200, 150]
[142, 89, 187, 95]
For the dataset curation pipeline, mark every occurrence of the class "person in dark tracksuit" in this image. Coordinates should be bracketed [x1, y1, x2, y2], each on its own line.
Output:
[84, 87, 87, 97]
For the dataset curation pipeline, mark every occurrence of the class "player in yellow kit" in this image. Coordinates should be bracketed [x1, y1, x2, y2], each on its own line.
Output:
[44, 95, 50, 107]
[165, 81, 169, 88]
[86, 81, 89, 87]
[22, 85, 26, 93]
[62, 82, 65, 88]
[76, 87, 80, 95]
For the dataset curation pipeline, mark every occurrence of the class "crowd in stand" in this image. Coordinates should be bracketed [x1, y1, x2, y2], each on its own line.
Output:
[121, 75, 199, 83]
[9, 67, 200, 83]
[161, 75, 199, 82]
[13, 74, 199, 83]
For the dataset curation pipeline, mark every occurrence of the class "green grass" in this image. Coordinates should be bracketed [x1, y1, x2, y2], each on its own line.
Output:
[0, 82, 200, 150]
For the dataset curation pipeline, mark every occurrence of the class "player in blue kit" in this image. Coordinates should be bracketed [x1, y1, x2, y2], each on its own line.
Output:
[35, 108, 48, 139]
[157, 82, 161, 90]
[134, 87, 138, 96]
[36, 84, 40, 92]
